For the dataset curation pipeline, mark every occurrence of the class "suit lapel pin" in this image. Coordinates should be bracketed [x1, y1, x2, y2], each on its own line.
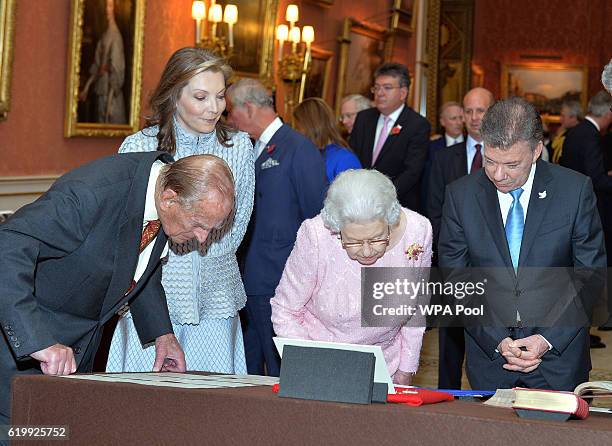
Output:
[266, 144, 276, 154]
[538, 190, 547, 199]
[390, 124, 402, 136]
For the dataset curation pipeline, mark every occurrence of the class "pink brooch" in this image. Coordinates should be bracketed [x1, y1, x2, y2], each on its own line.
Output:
[406, 243, 424, 261]
[266, 144, 276, 154]
[390, 125, 402, 136]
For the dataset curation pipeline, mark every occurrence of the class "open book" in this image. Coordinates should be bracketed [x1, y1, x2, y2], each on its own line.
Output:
[574, 381, 612, 398]
[485, 381, 612, 413]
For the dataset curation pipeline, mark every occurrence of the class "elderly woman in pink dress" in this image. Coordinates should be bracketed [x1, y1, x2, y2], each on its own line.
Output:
[271, 169, 432, 385]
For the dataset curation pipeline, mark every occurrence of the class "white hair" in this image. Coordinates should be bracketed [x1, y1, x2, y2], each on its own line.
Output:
[602, 59, 612, 95]
[341, 94, 372, 112]
[321, 169, 401, 233]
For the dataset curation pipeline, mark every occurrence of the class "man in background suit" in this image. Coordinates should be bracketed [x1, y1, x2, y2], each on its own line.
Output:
[439, 97, 605, 391]
[0, 152, 235, 423]
[561, 90, 612, 331]
[339, 94, 372, 136]
[550, 100, 583, 164]
[427, 87, 495, 389]
[421, 101, 464, 215]
[349, 62, 430, 212]
[227, 79, 327, 376]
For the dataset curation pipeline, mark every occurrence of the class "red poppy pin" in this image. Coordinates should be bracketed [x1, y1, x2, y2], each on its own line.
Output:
[390, 125, 402, 136]
[266, 144, 276, 154]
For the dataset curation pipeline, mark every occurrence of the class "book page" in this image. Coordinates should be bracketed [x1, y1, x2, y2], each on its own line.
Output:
[574, 381, 612, 396]
[483, 388, 515, 408]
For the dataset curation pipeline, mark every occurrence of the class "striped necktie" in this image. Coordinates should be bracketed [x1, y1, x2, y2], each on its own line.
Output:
[124, 220, 161, 297]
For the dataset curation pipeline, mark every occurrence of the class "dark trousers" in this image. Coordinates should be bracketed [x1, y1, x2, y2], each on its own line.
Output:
[242, 295, 280, 376]
[438, 327, 465, 389]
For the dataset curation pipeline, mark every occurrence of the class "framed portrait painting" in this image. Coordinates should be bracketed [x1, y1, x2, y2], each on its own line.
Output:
[64, 0, 145, 137]
[501, 63, 588, 121]
[215, 0, 278, 84]
[0, 0, 16, 121]
[303, 46, 332, 102]
[335, 17, 391, 113]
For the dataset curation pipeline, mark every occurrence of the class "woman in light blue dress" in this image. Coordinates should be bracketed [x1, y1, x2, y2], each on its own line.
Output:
[107, 47, 254, 373]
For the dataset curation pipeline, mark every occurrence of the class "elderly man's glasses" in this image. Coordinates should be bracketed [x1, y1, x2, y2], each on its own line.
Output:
[339, 226, 391, 251]
[370, 85, 401, 94]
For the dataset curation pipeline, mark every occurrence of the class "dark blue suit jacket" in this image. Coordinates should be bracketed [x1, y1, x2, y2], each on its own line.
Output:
[242, 124, 327, 297]
[439, 160, 606, 391]
[0, 151, 174, 418]
[421, 136, 448, 214]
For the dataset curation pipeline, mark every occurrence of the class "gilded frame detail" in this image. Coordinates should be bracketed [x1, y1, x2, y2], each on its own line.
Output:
[0, 0, 16, 121]
[218, 0, 277, 87]
[304, 46, 333, 102]
[334, 17, 392, 114]
[64, 0, 145, 137]
[501, 63, 588, 122]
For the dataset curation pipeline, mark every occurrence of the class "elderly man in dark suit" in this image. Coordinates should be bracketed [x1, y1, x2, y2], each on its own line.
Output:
[427, 87, 494, 389]
[349, 62, 430, 212]
[421, 101, 465, 211]
[439, 97, 606, 391]
[0, 152, 235, 423]
[226, 79, 327, 376]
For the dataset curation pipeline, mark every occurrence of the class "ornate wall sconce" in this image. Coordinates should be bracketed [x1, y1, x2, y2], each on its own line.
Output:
[192, 1, 238, 59]
[275, 4, 315, 116]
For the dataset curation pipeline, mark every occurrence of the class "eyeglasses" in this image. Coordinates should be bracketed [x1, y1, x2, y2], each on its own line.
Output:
[339, 112, 357, 121]
[370, 85, 402, 94]
[339, 225, 391, 251]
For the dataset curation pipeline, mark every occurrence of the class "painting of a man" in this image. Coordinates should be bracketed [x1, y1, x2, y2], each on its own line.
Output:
[78, 0, 128, 124]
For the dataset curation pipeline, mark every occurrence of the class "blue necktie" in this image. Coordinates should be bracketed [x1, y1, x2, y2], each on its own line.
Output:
[505, 188, 524, 270]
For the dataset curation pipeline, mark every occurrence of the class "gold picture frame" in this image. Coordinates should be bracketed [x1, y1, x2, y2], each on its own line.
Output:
[303, 46, 333, 102]
[335, 17, 392, 114]
[64, 0, 145, 137]
[501, 63, 588, 122]
[217, 0, 278, 86]
[0, 0, 16, 121]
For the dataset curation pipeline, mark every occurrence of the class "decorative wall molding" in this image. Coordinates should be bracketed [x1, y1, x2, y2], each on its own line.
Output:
[0, 175, 58, 211]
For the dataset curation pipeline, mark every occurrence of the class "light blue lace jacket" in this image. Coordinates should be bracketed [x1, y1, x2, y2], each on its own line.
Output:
[119, 121, 255, 323]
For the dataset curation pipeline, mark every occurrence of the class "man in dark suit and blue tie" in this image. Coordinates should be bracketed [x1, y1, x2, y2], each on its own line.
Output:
[427, 87, 495, 389]
[0, 153, 235, 423]
[227, 79, 327, 376]
[439, 97, 606, 391]
[349, 63, 430, 212]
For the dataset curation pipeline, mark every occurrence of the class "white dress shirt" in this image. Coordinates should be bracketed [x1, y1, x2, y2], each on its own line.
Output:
[134, 160, 168, 283]
[372, 104, 405, 153]
[495, 162, 551, 349]
[254, 117, 283, 159]
[585, 115, 600, 132]
[466, 135, 484, 174]
[497, 162, 536, 226]
[445, 133, 464, 147]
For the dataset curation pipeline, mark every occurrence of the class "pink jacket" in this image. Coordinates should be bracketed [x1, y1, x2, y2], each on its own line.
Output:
[271, 208, 432, 375]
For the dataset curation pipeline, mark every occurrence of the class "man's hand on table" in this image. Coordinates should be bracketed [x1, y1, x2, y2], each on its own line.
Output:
[153, 333, 186, 372]
[30, 344, 77, 375]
